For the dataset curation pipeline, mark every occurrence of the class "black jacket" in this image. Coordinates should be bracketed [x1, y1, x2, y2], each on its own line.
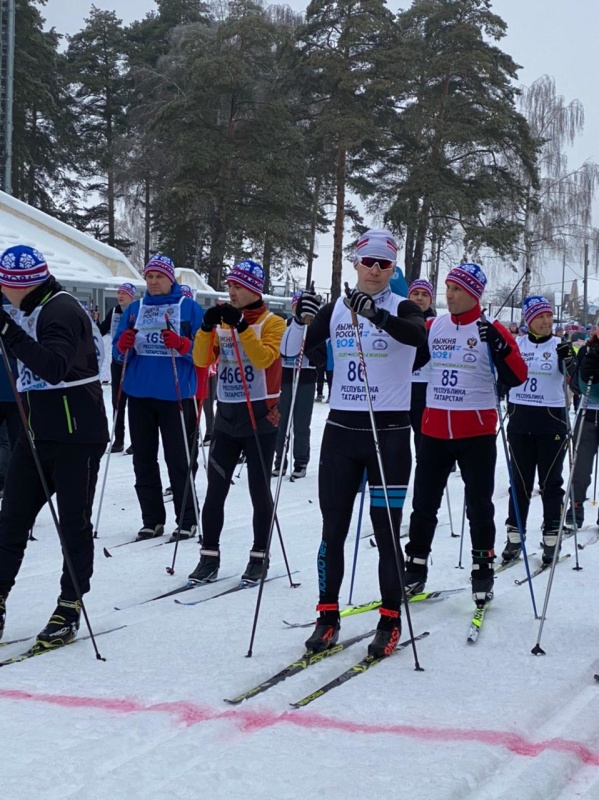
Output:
[2, 277, 109, 444]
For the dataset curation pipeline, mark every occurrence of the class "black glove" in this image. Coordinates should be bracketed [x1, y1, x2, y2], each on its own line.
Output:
[220, 303, 248, 333]
[556, 342, 574, 363]
[201, 305, 223, 332]
[345, 289, 378, 320]
[477, 319, 509, 354]
[295, 291, 320, 322]
[0, 307, 23, 344]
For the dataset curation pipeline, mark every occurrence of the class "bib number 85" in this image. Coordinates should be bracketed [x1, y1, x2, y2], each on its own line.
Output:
[220, 365, 255, 385]
[441, 369, 459, 387]
[347, 360, 365, 382]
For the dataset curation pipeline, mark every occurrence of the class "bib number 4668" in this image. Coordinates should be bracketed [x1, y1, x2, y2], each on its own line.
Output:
[220, 365, 255, 385]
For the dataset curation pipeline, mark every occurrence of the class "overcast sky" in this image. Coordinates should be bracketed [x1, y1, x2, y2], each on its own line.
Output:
[42, 0, 599, 296]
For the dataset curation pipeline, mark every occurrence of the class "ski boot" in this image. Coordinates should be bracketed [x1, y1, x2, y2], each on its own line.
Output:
[241, 550, 269, 584]
[541, 530, 560, 566]
[501, 525, 524, 563]
[291, 463, 307, 479]
[169, 525, 197, 543]
[305, 603, 340, 653]
[403, 553, 428, 596]
[188, 549, 220, 583]
[0, 596, 5, 641]
[36, 597, 81, 649]
[272, 459, 287, 478]
[565, 503, 583, 531]
[110, 440, 124, 454]
[125, 445, 134, 455]
[136, 524, 164, 541]
[368, 608, 401, 658]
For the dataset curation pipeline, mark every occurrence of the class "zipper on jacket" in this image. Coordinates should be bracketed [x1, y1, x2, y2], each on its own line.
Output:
[63, 395, 73, 434]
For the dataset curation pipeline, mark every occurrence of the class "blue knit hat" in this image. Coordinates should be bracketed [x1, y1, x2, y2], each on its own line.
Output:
[523, 295, 553, 326]
[144, 254, 175, 283]
[118, 282, 136, 299]
[446, 263, 486, 300]
[0, 245, 50, 288]
[180, 284, 194, 299]
[226, 260, 265, 295]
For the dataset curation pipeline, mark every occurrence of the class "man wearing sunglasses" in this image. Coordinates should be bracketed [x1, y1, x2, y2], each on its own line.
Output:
[281, 229, 426, 658]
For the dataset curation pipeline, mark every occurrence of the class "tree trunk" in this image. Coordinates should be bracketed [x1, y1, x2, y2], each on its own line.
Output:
[409, 198, 431, 284]
[331, 146, 346, 301]
[144, 175, 151, 265]
[107, 167, 115, 247]
[305, 172, 322, 290]
[262, 234, 272, 294]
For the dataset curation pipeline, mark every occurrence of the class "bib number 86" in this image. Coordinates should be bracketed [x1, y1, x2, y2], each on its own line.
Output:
[220, 365, 255, 385]
[347, 360, 365, 382]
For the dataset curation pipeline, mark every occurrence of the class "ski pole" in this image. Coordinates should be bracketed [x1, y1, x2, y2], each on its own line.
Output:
[562, 374, 581, 570]
[456, 495, 466, 569]
[446, 486, 457, 537]
[344, 283, 423, 671]
[93, 327, 132, 539]
[193, 395, 207, 471]
[0, 338, 105, 661]
[592, 450, 598, 505]
[481, 313, 538, 618]
[165, 314, 201, 529]
[243, 320, 309, 656]
[235, 454, 246, 479]
[347, 470, 367, 605]
[532, 376, 594, 654]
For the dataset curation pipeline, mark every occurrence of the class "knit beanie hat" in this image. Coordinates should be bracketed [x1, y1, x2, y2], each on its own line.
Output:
[180, 284, 194, 299]
[445, 263, 486, 300]
[226, 260, 265, 295]
[291, 290, 302, 307]
[354, 229, 398, 265]
[144, 254, 175, 283]
[118, 282, 136, 299]
[522, 295, 553, 326]
[0, 245, 50, 288]
[408, 278, 434, 302]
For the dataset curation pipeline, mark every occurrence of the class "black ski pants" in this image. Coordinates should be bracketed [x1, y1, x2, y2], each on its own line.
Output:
[201, 429, 277, 552]
[507, 431, 566, 532]
[0, 437, 104, 600]
[409, 383, 427, 457]
[571, 409, 599, 518]
[406, 434, 496, 568]
[128, 396, 197, 530]
[275, 381, 315, 468]
[317, 421, 411, 614]
[110, 360, 128, 445]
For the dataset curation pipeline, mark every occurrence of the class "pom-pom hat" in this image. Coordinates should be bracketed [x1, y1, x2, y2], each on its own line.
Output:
[408, 279, 434, 302]
[523, 295, 553, 326]
[445, 263, 487, 300]
[118, 282, 136, 299]
[226, 260, 265, 295]
[144, 254, 175, 283]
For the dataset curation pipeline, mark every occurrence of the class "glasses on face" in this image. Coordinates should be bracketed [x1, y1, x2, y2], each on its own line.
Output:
[358, 257, 394, 271]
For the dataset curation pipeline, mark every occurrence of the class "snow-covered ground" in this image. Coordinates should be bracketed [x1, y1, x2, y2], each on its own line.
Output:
[3, 389, 599, 800]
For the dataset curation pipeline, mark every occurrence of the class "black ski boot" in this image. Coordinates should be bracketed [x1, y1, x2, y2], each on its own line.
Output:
[368, 608, 401, 658]
[110, 440, 124, 454]
[188, 549, 220, 583]
[305, 603, 340, 653]
[472, 548, 495, 606]
[565, 503, 583, 530]
[542, 531, 560, 565]
[36, 597, 81, 648]
[501, 525, 524, 563]
[291, 463, 307, 479]
[0, 596, 5, 641]
[241, 550, 269, 583]
[403, 553, 428, 596]
[136, 524, 164, 541]
[169, 525, 197, 543]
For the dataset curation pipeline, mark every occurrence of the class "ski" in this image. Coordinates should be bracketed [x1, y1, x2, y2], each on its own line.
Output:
[495, 553, 537, 575]
[0, 625, 127, 668]
[224, 628, 376, 705]
[467, 603, 490, 644]
[0, 633, 36, 649]
[282, 589, 465, 629]
[114, 574, 237, 611]
[174, 571, 299, 606]
[514, 553, 571, 586]
[290, 631, 430, 709]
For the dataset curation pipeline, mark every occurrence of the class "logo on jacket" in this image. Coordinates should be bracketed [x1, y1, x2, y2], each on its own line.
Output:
[467, 337, 478, 348]
[372, 338, 388, 351]
[463, 353, 477, 363]
[541, 363, 552, 371]
[543, 352, 552, 359]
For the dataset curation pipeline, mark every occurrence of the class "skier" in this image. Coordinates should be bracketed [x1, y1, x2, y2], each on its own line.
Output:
[565, 332, 599, 529]
[99, 282, 137, 453]
[282, 229, 426, 657]
[403, 263, 527, 607]
[273, 291, 325, 479]
[189, 260, 286, 584]
[501, 296, 577, 564]
[113, 255, 203, 542]
[407, 278, 436, 455]
[0, 245, 109, 645]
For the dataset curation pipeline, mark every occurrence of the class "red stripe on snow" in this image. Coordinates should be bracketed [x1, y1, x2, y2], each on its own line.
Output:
[0, 687, 598, 766]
